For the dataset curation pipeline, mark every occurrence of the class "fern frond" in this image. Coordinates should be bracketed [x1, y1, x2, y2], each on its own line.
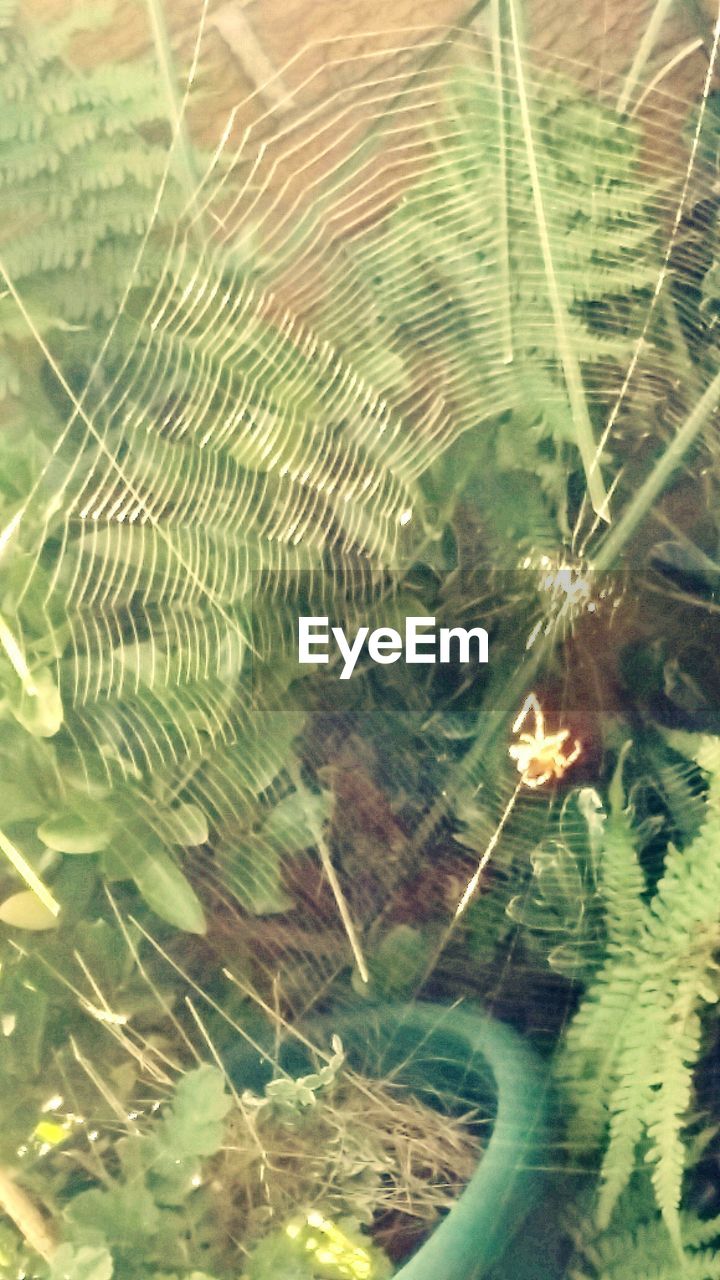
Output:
[573, 1211, 720, 1280]
[561, 735, 720, 1246]
[0, 9, 181, 400]
[317, 65, 661, 541]
[600, 749, 647, 945]
[0, 22, 668, 953]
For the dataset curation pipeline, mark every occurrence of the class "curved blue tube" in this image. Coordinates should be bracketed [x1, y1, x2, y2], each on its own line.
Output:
[228, 1000, 556, 1280]
[329, 1003, 554, 1280]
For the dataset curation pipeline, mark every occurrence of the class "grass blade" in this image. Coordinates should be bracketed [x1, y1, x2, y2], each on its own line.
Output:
[507, 0, 610, 520]
[491, 0, 513, 364]
[594, 362, 720, 570]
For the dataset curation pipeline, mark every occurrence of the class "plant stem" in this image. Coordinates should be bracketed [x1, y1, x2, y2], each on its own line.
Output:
[288, 763, 369, 983]
[414, 1, 720, 851]
[419, 781, 523, 983]
[506, 0, 610, 520]
[491, 0, 514, 364]
[0, 829, 60, 917]
[594, 361, 720, 570]
[0, 1167, 57, 1263]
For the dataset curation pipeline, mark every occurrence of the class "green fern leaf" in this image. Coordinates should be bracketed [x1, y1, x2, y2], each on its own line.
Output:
[561, 734, 720, 1246]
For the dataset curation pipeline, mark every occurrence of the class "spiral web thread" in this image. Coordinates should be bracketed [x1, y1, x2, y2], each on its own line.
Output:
[2, 5, 720, 1259]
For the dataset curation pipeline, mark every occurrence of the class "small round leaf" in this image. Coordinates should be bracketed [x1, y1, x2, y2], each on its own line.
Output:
[163, 803, 209, 846]
[38, 807, 112, 854]
[0, 891, 59, 930]
[9, 667, 63, 738]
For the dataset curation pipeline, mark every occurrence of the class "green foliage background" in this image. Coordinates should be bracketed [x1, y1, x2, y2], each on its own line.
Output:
[1, 2, 720, 1278]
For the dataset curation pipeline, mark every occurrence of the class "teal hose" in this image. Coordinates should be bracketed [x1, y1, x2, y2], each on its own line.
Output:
[386, 1005, 551, 1280]
[229, 1000, 557, 1280]
[327, 1003, 554, 1280]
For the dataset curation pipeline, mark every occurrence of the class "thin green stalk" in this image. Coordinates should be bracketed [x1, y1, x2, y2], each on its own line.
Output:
[506, 0, 610, 520]
[287, 762, 369, 983]
[491, 0, 513, 364]
[594, 361, 720, 570]
[0, 1167, 57, 1263]
[0, 828, 60, 917]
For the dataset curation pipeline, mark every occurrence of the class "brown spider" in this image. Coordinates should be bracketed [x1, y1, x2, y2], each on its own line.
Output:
[508, 692, 582, 788]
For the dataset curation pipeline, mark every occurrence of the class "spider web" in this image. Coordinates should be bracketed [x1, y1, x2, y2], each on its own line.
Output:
[3, 2, 720, 1275]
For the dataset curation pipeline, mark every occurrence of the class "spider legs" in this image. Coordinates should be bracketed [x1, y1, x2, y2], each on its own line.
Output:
[512, 691, 544, 737]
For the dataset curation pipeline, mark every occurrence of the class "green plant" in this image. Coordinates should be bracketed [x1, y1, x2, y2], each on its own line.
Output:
[55, 1065, 231, 1278]
[560, 734, 720, 1251]
[3, 4, 720, 1279]
[0, 3, 184, 402]
[0, 1065, 231, 1279]
[571, 1207, 720, 1280]
[242, 1215, 392, 1280]
[315, 66, 659, 548]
